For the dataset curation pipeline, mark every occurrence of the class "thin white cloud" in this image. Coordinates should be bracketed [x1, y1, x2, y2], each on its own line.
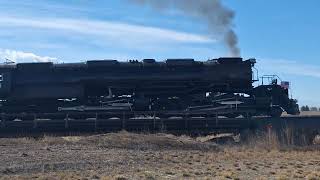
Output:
[0, 49, 58, 63]
[0, 16, 214, 44]
[258, 58, 320, 78]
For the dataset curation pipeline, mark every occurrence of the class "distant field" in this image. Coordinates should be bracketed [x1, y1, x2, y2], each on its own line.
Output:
[0, 132, 320, 179]
[283, 111, 320, 117]
[299, 111, 320, 116]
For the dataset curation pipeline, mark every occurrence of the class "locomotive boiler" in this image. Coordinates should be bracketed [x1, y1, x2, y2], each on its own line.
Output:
[0, 57, 299, 119]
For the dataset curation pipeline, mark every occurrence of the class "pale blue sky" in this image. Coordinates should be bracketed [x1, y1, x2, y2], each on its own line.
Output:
[0, 0, 319, 106]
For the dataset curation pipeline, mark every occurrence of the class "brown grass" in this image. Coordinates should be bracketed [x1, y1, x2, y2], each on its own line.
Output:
[0, 131, 320, 179]
[283, 111, 320, 117]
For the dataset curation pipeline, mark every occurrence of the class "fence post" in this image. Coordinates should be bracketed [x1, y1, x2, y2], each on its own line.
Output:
[33, 114, 37, 129]
[122, 112, 126, 130]
[65, 114, 69, 129]
[95, 112, 98, 132]
[1, 113, 5, 128]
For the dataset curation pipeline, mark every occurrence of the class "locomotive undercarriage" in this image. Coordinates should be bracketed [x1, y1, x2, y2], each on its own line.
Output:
[0, 90, 279, 122]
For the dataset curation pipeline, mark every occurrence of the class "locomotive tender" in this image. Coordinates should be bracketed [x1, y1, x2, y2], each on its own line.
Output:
[0, 57, 299, 119]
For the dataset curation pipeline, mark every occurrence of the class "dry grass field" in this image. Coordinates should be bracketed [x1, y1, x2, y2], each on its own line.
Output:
[0, 131, 320, 180]
[283, 111, 320, 117]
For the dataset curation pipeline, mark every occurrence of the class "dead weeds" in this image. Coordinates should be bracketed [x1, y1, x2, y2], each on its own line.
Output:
[0, 131, 319, 179]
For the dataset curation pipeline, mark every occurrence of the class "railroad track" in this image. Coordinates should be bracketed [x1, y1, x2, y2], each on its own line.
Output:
[0, 116, 319, 137]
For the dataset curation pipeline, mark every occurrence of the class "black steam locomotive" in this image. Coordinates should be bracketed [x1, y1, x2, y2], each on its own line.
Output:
[0, 57, 299, 119]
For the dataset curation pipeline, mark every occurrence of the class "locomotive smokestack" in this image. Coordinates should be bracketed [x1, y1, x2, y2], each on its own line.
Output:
[129, 0, 240, 56]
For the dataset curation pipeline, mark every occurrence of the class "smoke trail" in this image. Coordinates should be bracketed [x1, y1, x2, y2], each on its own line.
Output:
[129, 0, 240, 56]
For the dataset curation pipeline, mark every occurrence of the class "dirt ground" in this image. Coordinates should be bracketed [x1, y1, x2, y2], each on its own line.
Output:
[0, 132, 320, 180]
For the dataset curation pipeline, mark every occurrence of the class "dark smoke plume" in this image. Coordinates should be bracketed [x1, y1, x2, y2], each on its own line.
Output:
[129, 0, 240, 56]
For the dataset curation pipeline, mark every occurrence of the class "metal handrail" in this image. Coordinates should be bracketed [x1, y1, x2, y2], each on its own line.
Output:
[260, 75, 282, 85]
